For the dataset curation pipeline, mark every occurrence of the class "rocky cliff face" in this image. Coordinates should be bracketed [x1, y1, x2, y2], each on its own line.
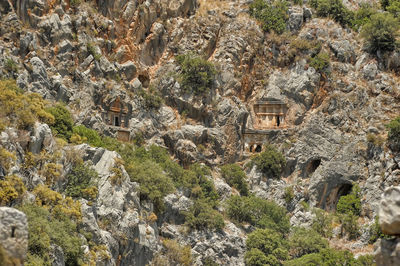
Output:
[0, 0, 400, 265]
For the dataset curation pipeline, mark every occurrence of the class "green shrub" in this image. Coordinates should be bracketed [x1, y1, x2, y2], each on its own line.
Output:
[139, 87, 163, 109]
[19, 204, 84, 266]
[246, 228, 289, 265]
[183, 198, 224, 230]
[288, 227, 328, 258]
[310, 0, 353, 26]
[162, 239, 192, 266]
[202, 257, 220, 266]
[251, 144, 286, 178]
[381, 0, 390, 9]
[176, 53, 216, 94]
[46, 104, 74, 140]
[126, 159, 175, 212]
[352, 3, 377, 30]
[309, 52, 330, 73]
[386, 116, 400, 151]
[339, 212, 359, 239]
[65, 162, 99, 199]
[0, 80, 54, 129]
[220, 164, 249, 196]
[284, 248, 356, 266]
[87, 42, 101, 61]
[336, 184, 361, 216]
[311, 208, 333, 238]
[0, 175, 26, 206]
[226, 195, 290, 234]
[5, 58, 18, 73]
[249, 0, 289, 34]
[361, 13, 399, 53]
[369, 215, 390, 243]
[284, 186, 294, 205]
[245, 248, 270, 266]
[71, 125, 103, 147]
[387, 0, 400, 17]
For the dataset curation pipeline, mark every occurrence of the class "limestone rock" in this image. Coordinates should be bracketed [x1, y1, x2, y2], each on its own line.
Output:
[0, 207, 28, 262]
[29, 122, 54, 154]
[379, 186, 400, 235]
[374, 238, 400, 266]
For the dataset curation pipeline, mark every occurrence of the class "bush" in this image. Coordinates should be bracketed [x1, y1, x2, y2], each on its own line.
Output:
[46, 104, 74, 140]
[245, 248, 270, 266]
[71, 125, 103, 147]
[19, 204, 84, 266]
[251, 144, 286, 178]
[311, 208, 333, 238]
[387, 0, 400, 17]
[339, 212, 359, 239]
[310, 0, 353, 26]
[0, 175, 26, 206]
[176, 53, 216, 94]
[288, 227, 328, 258]
[220, 164, 249, 196]
[87, 42, 101, 61]
[336, 184, 361, 216]
[183, 198, 225, 230]
[284, 186, 294, 205]
[246, 228, 289, 265]
[284, 248, 356, 266]
[126, 159, 175, 212]
[386, 116, 400, 151]
[65, 162, 99, 199]
[309, 52, 330, 73]
[162, 239, 192, 266]
[0, 80, 54, 129]
[361, 13, 399, 53]
[5, 58, 18, 73]
[352, 2, 377, 30]
[369, 215, 390, 243]
[139, 87, 163, 109]
[226, 195, 290, 234]
[249, 0, 289, 34]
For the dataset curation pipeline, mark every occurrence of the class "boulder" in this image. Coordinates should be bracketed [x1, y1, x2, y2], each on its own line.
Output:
[288, 6, 303, 31]
[379, 186, 400, 235]
[0, 207, 28, 262]
[29, 122, 54, 154]
[374, 238, 400, 266]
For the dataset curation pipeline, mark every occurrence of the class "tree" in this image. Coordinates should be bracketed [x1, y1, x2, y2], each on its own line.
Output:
[361, 13, 399, 53]
[220, 164, 249, 195]
[251, 144, 286, 178]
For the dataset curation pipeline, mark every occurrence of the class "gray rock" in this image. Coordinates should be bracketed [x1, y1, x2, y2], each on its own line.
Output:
[288, 6, 304, 31]
[329, 40, 355, 63]
[163, 193, 193, 224]
[374, 238, 400, 266]
[379, 186, 400, 235]
[119, 60, 137, 80]
[29, 122, 54, 154]
[50, 244, 65, 266]
[0, 207, 28, 262]
[362, 62, 378, 80]
[58, 40, 73, 54]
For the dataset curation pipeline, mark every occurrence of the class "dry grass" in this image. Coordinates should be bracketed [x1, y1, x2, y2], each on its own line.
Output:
[196, 0, 230, 17]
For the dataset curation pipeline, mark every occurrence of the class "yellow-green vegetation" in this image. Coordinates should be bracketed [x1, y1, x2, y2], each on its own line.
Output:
[0, 146, 16, 172]
[139, 87, 163, 109]
[366, 133, 385, 147]
[65, 162, 99, 199]
[176, 53, 216, 94]
[311, 208, 333, 238]
[251, 144, 286, 178]
[20, 204, 84, 266]
[40, 163, 62, 186]
[386, 116, 400, 151]
[0, 244, 20, 266]
[226, 195, 290, 234]
[162, 239, 192, 266]
[309, 52, 330, 73]
[32, 185, 82, 221]
[110, 158, 125, 186]
[284, 186, 295, 205]
[5, 58, 18, 73]
[336, 184, 362, 239]
[249, 0, 289, 34]
[361, 13, 399, 53]
[46, 104, 74, 140]
[220, 164, 249, 196]
[0, 79, 54, 129]
[310, 0, 353, 27]
[0, 175, 26, 206]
